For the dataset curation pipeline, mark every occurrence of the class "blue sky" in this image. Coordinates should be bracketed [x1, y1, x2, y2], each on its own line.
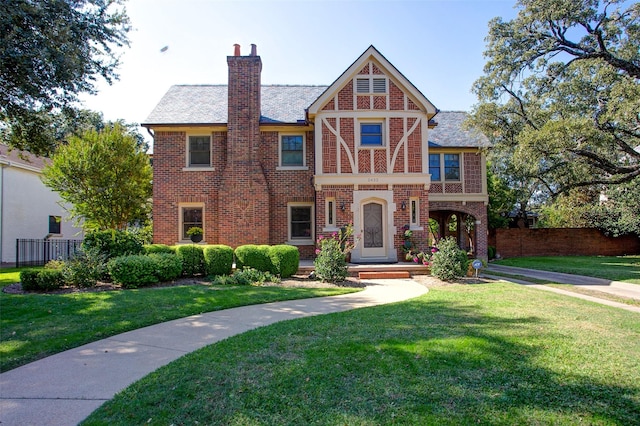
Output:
[80, 0, 519, 130]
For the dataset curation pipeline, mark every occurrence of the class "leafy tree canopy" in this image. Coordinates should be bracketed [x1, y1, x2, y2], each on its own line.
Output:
[42, 123, 152, 231]
[0, 0, 131, 156]
[470, 0, 639, 198]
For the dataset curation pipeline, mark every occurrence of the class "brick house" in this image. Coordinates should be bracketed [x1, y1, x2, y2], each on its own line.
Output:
[143, 45, 489, 262]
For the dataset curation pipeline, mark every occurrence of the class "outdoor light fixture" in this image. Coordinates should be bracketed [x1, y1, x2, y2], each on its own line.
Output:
[340, 202, 345, 211]
[401, 201, 406, 211]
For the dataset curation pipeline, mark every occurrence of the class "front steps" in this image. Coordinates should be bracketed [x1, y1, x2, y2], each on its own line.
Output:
[297, 261, 428, 279]
[358, 271, 411, 280]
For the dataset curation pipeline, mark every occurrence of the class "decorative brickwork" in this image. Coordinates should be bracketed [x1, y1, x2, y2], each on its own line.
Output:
[373, 150, 387, 173]
[373, 95, 386, 109]
[407, 119, 421, 173]
[463, 152, 482, 193]
[357, 95, 370, 110]
[358, 64, 370, 75]
[358, 150, 371, 173]
[322, 98, 335, 111]
[338, 80, 353, 110]
[371, 63, 383, 75]
[389, 81, 404, 110]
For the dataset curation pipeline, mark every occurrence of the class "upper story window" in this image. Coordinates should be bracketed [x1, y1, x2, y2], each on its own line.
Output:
[360, 122, 383, 146]
[356, 77, 387, 94]
[49, 215, 61, 234]
[444, 154, 460, 181]
[429, 154, 441, 181]
[279, 134, 305, 167]
[429, 153, 461, 181]
[188, 136, 211, 167]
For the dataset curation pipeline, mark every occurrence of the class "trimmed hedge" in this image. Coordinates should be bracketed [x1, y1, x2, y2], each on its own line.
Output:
[269, 245, 299, 278]
[143, 244, 175, 254]
[148, 253, 182, 282]
[83, 229, 144, 259]
[203, 245, 234, 276]
[175, 245, 205, 277]
[107, 255, 158, 289]
[20, 269, 65, 291]
[235, 245, 272, 273]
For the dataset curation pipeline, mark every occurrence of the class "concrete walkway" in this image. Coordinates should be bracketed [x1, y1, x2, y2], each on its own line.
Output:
[0, 278, 427, 426]
[484, 264, 640, 313]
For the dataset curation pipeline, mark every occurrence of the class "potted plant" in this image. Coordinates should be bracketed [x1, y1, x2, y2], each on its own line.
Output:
[186, 226, 203, 243]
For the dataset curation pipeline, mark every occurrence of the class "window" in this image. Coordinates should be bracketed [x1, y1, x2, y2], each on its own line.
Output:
[188, 136, 211, 167]
[429, 154, 441, 181]
[356, 77, 387, 93]
[444, 154, 460, 181]
[181, 206, 203, 240]
[48, 215, 61, 234]
[326, 198, 337, 228]
[280, 134, 304, 167]
[360, 123, 383, 146]
[410, 198, 419, 227]
[288, 204, 313, 243]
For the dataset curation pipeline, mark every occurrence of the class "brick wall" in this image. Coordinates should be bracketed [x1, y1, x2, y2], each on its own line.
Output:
[496, 228, 640, 258]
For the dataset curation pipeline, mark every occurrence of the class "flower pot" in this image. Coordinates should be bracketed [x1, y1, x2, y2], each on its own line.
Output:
[190, 234, 203, 243]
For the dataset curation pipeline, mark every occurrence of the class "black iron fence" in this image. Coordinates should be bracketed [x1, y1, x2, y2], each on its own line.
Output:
[16, 239, 83, 268]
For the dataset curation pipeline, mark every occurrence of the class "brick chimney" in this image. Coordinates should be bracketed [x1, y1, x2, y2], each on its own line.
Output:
[218, 44, 270, 247]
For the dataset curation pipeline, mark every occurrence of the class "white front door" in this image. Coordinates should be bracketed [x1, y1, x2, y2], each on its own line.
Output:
[361, 202, 386, 258]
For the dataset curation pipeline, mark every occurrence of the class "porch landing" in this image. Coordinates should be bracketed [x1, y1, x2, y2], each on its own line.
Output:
[298, 260, 429, 279]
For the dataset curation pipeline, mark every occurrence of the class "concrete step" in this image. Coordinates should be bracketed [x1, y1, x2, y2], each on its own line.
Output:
[358, 271, 411, 280]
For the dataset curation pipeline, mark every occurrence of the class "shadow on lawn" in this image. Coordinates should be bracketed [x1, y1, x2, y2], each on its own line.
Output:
[88, 296, 640, 425]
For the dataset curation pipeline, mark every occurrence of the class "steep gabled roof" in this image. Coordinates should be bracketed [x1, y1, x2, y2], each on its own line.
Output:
[143, 85, 327, 126]
[428, 111, 489, 148]
[307, 45, 438, 117]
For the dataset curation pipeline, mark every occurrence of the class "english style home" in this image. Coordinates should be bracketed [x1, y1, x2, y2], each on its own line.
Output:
[143, 45, 489, 262]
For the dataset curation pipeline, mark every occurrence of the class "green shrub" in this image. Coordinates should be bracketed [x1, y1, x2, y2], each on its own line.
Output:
[148, 253, 182, 282]
[203, 245, 234, 276]
[269, 245, 299, 278]
[44, 259, 65, 270]
[430, 236, 469, 281]
[211, 267, 279, 286]
[83, 229, 144, 259]
[107, 255, 158, 289]
[488, 245, 496, 259]
[20, 269, 65, 291]
[175, 245, 205, 276]
[234, 245, 272, 272]
[314, 237, 348, 283]
[62, 248, 107, 288]
[143, 244, 175, 254]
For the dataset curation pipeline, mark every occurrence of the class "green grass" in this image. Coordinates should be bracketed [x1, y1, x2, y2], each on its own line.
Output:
[0, 267, 36, 287]
[495, 255, 640, 284]
[0, 271, 359, 372]
[84, 282, 640, 425]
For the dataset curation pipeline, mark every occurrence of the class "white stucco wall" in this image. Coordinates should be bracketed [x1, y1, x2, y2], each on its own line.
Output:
[0, 164, 84, 264]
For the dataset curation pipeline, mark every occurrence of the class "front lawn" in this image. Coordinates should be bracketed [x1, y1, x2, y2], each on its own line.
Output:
[494, 255, 640, 284]
[0, 271, 359, 372]
[83, 282, 640, 425]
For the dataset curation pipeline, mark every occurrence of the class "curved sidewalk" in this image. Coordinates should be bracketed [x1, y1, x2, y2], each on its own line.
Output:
[0, 279, 427, 426]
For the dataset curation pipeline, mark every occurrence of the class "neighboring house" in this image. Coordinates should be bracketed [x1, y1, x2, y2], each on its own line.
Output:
[0, 144, 84, 265]
[143, 45, 489, 261]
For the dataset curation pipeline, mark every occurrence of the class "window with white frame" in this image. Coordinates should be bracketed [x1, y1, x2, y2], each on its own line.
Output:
[409, 197, 419, 227]
[180, 205, 203, 240]
[356, 77, 387, 94]
[360, 122, 384, 146]
[188, 136, 211, 167]
[326, 198, 337, 229]
[288, 203, 313, 243]
[279, 134, 305, 167]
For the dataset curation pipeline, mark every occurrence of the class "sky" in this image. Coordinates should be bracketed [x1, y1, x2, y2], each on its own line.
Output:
[79, 0, 520, 140]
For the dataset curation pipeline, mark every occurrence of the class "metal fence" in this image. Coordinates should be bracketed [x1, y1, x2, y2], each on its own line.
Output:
[16, 239, 83, 268]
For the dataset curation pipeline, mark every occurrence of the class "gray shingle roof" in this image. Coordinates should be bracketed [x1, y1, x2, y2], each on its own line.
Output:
[429, 111, 489, 148]
[144, 87, 488, 148]
[143, 85, 328, 125]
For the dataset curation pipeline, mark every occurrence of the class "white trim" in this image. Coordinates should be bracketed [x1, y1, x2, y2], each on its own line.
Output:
[323, 197, 338, 230]
[314, 173, 431, 190]
[286, 202, 314, 245]
[358, 119, 385, 148]
[350, 190, 398, 263]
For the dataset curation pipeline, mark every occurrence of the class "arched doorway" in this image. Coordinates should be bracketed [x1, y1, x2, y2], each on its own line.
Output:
[429, 210, 477, 255]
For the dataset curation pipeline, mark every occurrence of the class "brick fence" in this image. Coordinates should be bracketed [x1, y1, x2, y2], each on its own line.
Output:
[495, 228, 640, 258]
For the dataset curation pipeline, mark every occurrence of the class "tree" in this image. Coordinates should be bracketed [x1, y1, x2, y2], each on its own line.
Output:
[42, 123, 152, 231]
[486, 168, 517, 229]
[471, 0, 639, 198]
[0, 0, 131, 156]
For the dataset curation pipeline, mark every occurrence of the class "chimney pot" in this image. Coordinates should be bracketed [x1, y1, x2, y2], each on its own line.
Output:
[233, 44, 241, 56]
[250, 44, 257, 56]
